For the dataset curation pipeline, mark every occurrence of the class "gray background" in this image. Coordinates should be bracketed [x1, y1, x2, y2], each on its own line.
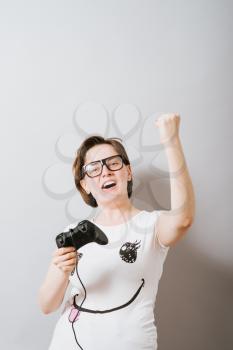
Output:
[0, 0, 232, 349]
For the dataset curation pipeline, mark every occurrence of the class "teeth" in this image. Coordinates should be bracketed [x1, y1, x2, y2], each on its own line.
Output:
[102, 181, 116, 189]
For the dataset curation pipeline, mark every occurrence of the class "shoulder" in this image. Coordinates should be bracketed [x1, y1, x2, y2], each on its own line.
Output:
[139, 209, 161, 221]
[141, 210, 171, 250]
[134, 209, 161, 230]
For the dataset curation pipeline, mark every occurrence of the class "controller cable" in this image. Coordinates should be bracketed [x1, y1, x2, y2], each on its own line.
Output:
[69, 250, 145, 349]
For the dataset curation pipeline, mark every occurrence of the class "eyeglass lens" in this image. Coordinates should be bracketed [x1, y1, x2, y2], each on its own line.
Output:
[85, 155, 123, 177]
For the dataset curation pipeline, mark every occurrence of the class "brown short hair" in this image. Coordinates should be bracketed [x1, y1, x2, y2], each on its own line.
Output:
[72, 135, 133, 207]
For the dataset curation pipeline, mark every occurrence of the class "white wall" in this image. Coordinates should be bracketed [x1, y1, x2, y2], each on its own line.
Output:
[0, 0, 232, 349]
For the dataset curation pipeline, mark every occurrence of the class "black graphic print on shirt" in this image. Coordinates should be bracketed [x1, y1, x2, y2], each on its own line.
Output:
[119, 240, 141, 263]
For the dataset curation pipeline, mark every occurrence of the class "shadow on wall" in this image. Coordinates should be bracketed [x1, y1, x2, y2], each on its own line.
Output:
[132, 166, 233, 349]
[155, 235, 233, 350]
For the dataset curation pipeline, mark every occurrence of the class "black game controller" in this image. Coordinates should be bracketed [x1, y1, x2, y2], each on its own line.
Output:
[55, 219, 108, 250]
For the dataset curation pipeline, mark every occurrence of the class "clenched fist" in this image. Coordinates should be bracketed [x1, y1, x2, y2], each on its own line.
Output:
[155, 113, 180, 145]
[52, 246, 78, 274]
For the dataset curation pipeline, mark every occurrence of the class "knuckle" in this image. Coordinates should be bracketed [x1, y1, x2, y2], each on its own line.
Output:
[58, 248, 64, 255]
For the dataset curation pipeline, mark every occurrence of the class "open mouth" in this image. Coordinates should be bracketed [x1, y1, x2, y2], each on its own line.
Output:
[101, 181, 117, 191]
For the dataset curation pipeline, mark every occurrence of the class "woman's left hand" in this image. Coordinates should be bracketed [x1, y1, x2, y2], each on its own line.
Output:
[155, 113, 181, 144]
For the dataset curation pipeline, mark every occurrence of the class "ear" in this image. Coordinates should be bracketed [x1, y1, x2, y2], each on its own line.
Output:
[126, 164, 132, 181]
[80, 179, 90, 194]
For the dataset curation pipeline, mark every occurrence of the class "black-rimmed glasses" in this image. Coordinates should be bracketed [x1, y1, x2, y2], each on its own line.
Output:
[82, 154, 125, 178]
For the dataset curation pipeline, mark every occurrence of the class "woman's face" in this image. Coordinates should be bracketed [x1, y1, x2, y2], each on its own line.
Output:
[80, 144, 132, 207]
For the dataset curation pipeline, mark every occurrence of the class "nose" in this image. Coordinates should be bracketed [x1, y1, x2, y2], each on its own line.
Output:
[101, 164, 113, 176]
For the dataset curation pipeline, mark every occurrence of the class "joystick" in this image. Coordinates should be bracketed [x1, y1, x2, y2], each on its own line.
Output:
[55, 220, 108, 250]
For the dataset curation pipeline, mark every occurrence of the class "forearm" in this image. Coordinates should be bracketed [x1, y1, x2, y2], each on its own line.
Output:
[38, 262, 70, 314]
[163, 136, 195, 225]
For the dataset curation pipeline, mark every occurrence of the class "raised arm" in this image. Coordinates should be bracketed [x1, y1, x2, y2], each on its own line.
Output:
[154, 113, 196, 247]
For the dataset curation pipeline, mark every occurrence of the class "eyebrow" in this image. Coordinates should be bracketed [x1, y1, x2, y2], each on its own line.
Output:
[85, 154, 120, 165]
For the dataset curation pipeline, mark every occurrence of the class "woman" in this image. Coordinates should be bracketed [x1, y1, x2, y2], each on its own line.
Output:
[38, 113, 195, 350]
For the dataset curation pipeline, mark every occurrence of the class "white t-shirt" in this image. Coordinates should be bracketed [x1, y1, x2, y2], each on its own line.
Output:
[48, 210, 170, 350]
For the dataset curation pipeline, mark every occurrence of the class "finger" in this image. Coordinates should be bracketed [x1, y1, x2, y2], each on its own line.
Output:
[62, 258, 77, 266]
[57, 258, 77, 269]
[54, 252, 77, 264]
[60, 246, 76, 253]
[55, 247, 76, 256]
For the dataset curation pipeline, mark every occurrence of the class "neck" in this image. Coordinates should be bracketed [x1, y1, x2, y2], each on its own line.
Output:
[95, 200, 136, 224]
